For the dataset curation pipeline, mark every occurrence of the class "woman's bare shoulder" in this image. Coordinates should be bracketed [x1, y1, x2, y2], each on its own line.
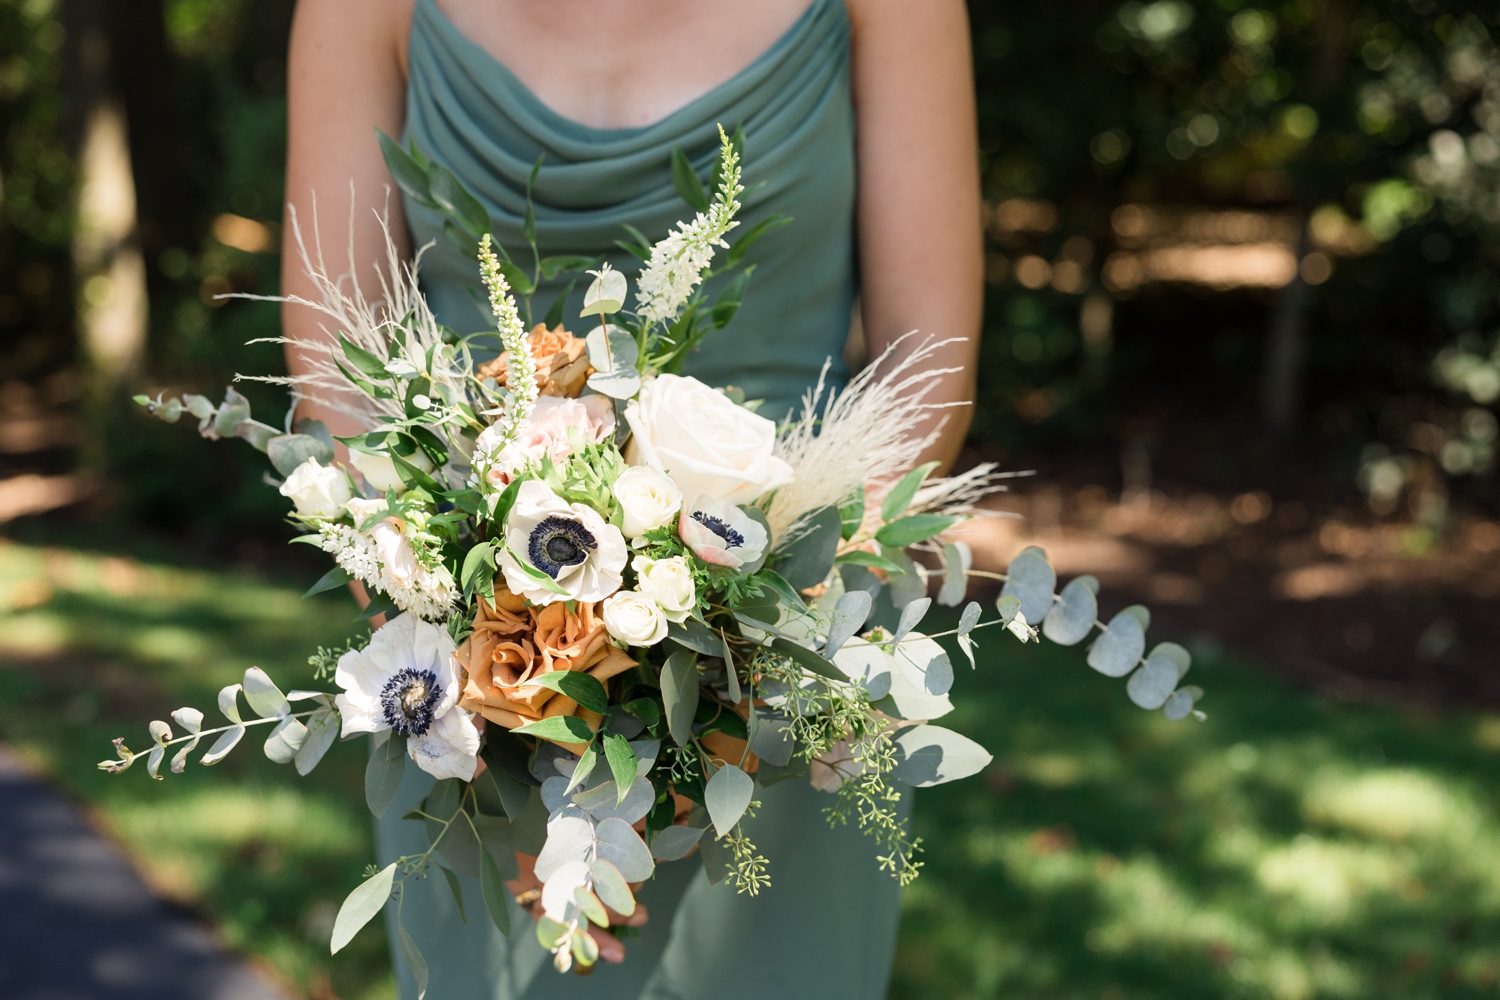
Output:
[291, 0, 417, 78]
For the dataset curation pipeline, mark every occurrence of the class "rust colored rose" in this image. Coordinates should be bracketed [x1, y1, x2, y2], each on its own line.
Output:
[478, 323, 592, 398]
[456, 584, 635, 752]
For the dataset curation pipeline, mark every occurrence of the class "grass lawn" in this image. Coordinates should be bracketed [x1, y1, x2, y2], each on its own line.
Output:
[2, 535, 1499, 999]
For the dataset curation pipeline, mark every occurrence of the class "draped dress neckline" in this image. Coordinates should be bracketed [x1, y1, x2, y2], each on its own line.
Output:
[413, 0, 834, 143]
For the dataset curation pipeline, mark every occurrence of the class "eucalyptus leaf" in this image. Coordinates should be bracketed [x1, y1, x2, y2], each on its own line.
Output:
[564, 742, 599, 795]
[1163, 685, 1204, 721]
[958, 602, 982, 636]
[667, 619, 723, 656]
[894, 597, 932, 642]
[479, 849, 512, 937]
[770, 636, 845, 682]
[1042, 575, 1099, 646]
[650, 824, 706, 861]
[241, 666, 289, 719]
[200, 724, 245, 765]
[748, 708, 795, 766]
[884, 547, 928, 610]
[1126, 654, 1180, 710]
[937, 541, 973, 606]
[661, 650, 699, 748]
[774, 505, 842, 591]
[330, 862, 396, 954]
[1121, 604, 1152, 632]
[590, 859, 636, 917]
[704, 763, 754, 838]
[1000, 547, 1056, 627]
[262, 715, 309, 764]
[891, 634, 953, 697]
[995, 594, 1021, 626]
[594, 817, 654, 882]
[1149, 641, 1192, 680]
[437, 864, 467, 924]
[823, 589, 872, 659]
[1087, 609, 1147, 678]
[397, 918, 429, 1000]
[890, 724, 993, 787]
[266, 433, 335, 477]
[365, 732, 408, 817]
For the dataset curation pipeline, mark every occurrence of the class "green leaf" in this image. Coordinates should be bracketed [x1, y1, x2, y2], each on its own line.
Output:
[770, 636, 846, 682]
[565, 741, 598, 795]
[330, 862, 396, 953]
[775, 505, 843, 591]
[710, 268, 752, 329]
[603, 733, 639, 805]
[241, 667, 289, 719]
[666, 619, 722, 656]
[507, 545, 571, 596]
[377, 130, 435, 208]
[490, 476, 524, 527]
[461, 541, 496, 599]
[479, 848, 512, 937]
[512, 714, 595, 743]
[661, 650, 699, 748]
[726, 213, 792, 266]
[444, 219, 480, 258]
[391, 452, 444, 494]
[881, 462, 941, 522]
[267, 433, 335, 477]
[523, 154, 543, 246]
[721, 627, 741, 704]
[541, 279, 577, 329]
[338, 333, 389, 379]
[437, 864, 467, 923]
[427, 161, 490, 239]
[704, 763, 754, 838]
[539, 255, 600, 279]
[496, 258, 534, 297]
[396, 916, 429, 1000]
[303, 566, 351, 599]
[756, 568, 807, 612]
[833, 550, 907, 575]
[365, 732, 407, 817]
[622, 698, 661, 727]
[408, 425, 451, 467]
[875, 514, 959, 549]
[670, 145, 709, 212]
[526, 670, 608, 715]
[838, 488, 865, 541]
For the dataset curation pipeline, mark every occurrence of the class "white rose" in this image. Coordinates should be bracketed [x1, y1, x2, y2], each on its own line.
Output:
[350, 447, 433, 494]
[623, 374, 794, 505]
[602, 590, 668, 646]
[278, 457, 351, 518]
[612, 466, 683, 538]
[344, 497, 420, 587]
[498, 480, 627, 605]
[633, 555, 695, 622]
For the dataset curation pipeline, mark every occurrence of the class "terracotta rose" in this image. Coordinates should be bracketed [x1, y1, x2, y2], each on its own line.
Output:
[456, 584, 635, 752]
[478, 323, 592, 398]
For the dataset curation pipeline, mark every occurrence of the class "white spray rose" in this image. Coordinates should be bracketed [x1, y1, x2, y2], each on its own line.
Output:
[633, 555, 695, 622]
[602, 590, 668, 646]
[612, 466, 683, 538]
[623, 374, 794, 505]
[278, 457, 351, 518]
[350, 447, 433, 494]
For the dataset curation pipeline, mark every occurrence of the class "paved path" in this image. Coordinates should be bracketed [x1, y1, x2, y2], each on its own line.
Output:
[0, 746, 294, 1000]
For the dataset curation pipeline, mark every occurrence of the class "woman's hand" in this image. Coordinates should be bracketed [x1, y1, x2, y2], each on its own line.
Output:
[504, 852, 649, 965]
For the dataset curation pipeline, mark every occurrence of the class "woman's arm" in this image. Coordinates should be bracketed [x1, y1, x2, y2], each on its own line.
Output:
[283, 0, 414, 440]
[846, 0, 983, 474]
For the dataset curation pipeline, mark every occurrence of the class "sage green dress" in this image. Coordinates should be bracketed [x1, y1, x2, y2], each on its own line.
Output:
[377, 1, 906, 996]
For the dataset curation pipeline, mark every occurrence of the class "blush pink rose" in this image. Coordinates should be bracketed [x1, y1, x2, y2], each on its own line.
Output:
[477, 395, 615, 487]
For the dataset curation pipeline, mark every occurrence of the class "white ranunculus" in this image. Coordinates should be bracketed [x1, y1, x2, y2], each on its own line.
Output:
[678, 495, 768, 570]
[278, 457, 351, 518]
[623, 374, 794, 505]
[334, 612, 479, 781]
[498, 480, 627, 604]
[350, 447, 433, 494]
[633, 555, 695, 622]
[602, 590, 668, 646]
[612, 466, 683, 538]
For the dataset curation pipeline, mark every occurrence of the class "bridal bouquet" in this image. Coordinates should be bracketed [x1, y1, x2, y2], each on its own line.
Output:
[106, 129, 1205, 982]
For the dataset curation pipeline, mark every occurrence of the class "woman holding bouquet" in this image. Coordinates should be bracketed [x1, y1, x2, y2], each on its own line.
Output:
[282, 0, 981, 995]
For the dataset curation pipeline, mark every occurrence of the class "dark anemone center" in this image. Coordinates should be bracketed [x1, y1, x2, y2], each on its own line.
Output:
[380, 667, 441, 737]
[691, 511, 745, 548]
[528, 515, 596, 577]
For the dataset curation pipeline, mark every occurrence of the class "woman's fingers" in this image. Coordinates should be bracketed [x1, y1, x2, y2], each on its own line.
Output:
[601, 901, 649, 928]
[590, 925, 626, 963]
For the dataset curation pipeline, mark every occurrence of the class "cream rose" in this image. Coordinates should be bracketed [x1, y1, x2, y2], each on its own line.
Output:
[350, 447, 433, 494]
[278, 457, 351, 518]
[623, 374, 794, 505]
[633, 555, 695, 622]
[612, 466, 682, 538]
[602, 590, 668, 646]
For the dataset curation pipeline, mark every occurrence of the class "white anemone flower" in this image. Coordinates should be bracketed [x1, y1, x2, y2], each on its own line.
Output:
[678, 495, 767, 569]
[498, 480, 627, 604]
[334, 613, 479, 781]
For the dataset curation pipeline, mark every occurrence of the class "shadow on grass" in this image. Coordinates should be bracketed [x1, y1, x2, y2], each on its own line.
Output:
[0, 540, 392, 1000]
[895, 608, 1500, 1000]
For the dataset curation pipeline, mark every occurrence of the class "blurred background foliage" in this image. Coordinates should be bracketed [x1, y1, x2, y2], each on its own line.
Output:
[1, 0, 1496, 547]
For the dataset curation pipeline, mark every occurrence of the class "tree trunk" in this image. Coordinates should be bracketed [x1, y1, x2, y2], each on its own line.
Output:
[1262, 218, 1308, 440]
